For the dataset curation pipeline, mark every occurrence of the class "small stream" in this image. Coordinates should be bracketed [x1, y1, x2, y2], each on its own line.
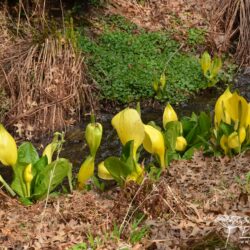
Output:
[61, 74, 250, 172]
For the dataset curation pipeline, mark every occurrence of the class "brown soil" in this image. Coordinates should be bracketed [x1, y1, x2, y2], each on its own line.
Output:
[1, 152, 249, 249]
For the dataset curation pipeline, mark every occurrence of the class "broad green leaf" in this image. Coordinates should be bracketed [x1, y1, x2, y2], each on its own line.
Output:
[164, 121, 181, 151]
[121, 141, 136, 173]
[32, 158, 72, 200]
[181, 117, 195, 135]
[198, 112, 211, 136]
[210, 57, 222, 78]
[11, 163, 28, 198]
[33, 156, 48, 174]
[186, 125, 198, 144]
[104, 157, 132, 186]
[19, 197, 33, 206]
[17, 142, 39, 165]
[166, 150, 180, 165]
[182, 144, 203, 159]
[219, 122, 234, 136]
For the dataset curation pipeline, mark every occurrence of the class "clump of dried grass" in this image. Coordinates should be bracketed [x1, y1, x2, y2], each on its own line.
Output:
[212, 0, 250, 65]
[0, 8, 96, 139]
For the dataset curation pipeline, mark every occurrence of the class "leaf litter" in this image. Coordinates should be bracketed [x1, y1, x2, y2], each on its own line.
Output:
[0, 151, 249, 249]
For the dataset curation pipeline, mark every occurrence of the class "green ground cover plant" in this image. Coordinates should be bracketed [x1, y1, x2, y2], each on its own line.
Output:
[78, 15, 207, 104]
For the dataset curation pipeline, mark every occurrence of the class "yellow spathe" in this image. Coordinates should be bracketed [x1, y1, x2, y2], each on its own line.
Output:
[98, 161, 114, 180]
[175, 136, 187, 152]
[112, 108, 145, 158]
[143, 124, 166, 169]
[214, 88, 232, 127]
[220, 135, 229, 154]
[78, 155, 95, 189]
[0, 124, 17, 167]
[224, 92, 248, 129]
[163, 103, 178, 128]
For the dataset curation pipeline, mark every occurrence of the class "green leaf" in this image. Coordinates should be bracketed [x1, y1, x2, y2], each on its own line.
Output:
[219, 122, 234, 136]
[11, 163, 27, 198]
[19, 197, 33, 206]
[33, 156, 48, 174]
[198, 112, 211, 135]
[186, 125, 198, 144]
[17, 142, 39, 165]
[164, 121, 181, 151]
[32, 158, 72, 200]
[181, 117, 195, 135]
[121, 141, 136, 173]
[210, 57, 222, 78]
[166, 150, 180, 165]
[104, 157, 132, 186]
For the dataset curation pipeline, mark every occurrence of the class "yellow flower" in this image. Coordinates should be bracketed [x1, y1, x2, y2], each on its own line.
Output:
[98, 161, 114, 180]
[112, 108, 145, 158]
[42, 143, 56, 164]
[163, 103, 178, 128]
[175, 136, 187, 152]
[24, 163, 33, 197]
[220, 135, 229, 154]
[214, 88, 232, 127]
[200, 51, 211, 75]
[24, 164, 33, 183]
[0, 124, 17, 167]
[228, 132, 240, 149]
[239, 127, 246, 144]
[143, 125, 166, 169]
[224, 92, 248, 129]
[246, 103, 250, 127]
[78, 155, 95, 189]
[85, 122, 103, 157]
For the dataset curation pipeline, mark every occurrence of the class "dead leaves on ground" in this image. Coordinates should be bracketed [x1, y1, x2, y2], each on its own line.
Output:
[0, 153, 250, 249]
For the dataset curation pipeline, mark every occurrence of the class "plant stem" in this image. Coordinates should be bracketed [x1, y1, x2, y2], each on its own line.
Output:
[90, 112, 95, 124]
[0, 174, 15, 196]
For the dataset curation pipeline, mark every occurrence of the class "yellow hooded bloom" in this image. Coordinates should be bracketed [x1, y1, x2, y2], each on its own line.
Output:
[175, 136, 187, 152]
[228, 132, 240, 149]
[97, 161, 114, 180]
[214, 88, 232, 127]
[112, 108, 145, 158]
[220, 135, 229, 155]
[78, 155, 95, 189]
[246, 103, 250, 127]
[143, 125, 166, 169]
[85, 122, 103, 157]
[200, 51, 211, 75]
[42, 134, 61, 164]
[42, 143, 56, 164]
[163, 103, 178, 128]
[239, 127, 246, 144]
[0, 124, 17, 167]
[224, 92, 248, 129]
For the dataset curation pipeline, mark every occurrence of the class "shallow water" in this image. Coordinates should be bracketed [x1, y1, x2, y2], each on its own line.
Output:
[61, 76, 250, 172]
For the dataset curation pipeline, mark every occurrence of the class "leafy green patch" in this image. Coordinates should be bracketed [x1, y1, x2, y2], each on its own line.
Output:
[78, 16, 207, 104]
[187, 28, 206, 46]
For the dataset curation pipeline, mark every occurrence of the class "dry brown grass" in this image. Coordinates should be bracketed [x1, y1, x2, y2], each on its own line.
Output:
[0, 6, 96, 139]
[212, 0, 250, 65]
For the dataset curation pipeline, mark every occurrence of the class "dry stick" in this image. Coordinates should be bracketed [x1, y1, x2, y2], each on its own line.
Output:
[17, 0, 22, 35]
[40, 134, 64, 221]
[124, 179, 181, 231]
[59, 0, 65, 35]
[119, 177, 147, 234]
